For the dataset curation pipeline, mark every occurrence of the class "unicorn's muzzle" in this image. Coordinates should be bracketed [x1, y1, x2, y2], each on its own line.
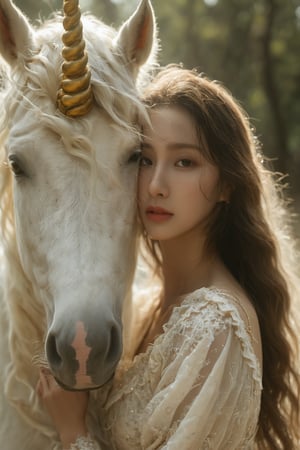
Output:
[46, 317, 122, 390]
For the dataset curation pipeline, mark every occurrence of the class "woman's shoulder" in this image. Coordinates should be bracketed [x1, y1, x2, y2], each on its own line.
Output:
[166, 285, 262, 367]
[168, 285, 253, 327]
[118, 286, 262, 389]
[169, 285, 262, 372]
[175, 285, 258, 335]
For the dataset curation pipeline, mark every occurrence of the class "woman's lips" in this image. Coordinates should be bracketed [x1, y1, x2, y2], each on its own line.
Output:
[146, 206, 173, 223]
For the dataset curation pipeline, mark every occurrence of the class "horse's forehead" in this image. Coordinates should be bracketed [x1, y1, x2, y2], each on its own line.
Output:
[11, 108, 54, 135]
[89, 114, 139, 149]
[8, 108, 138, 169]
[8, 111, 47, 149]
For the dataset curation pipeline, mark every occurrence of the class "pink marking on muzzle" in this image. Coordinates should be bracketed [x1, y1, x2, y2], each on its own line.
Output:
[71, 321, 92, 387]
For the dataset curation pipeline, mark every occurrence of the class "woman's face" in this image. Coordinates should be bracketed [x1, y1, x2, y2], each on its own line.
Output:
[138, 106, 224, 242]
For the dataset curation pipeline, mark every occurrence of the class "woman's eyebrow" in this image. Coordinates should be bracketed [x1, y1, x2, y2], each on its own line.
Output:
[141, 142, 200, 151]
[167, 143, 201, 151]
[141, 142, 153, 150]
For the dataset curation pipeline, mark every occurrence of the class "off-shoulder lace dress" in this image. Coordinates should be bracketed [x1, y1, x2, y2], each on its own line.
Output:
[70, 287, 262, 450]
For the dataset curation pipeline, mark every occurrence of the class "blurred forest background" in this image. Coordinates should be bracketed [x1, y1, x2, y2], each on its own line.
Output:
[13, 0, 300, 236]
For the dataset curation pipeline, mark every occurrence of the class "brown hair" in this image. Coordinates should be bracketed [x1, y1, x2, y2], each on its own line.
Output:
[141, 64, 300, 449]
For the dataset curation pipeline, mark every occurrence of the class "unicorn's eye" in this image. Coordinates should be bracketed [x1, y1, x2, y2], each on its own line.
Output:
[127, 149, 141, 164]
[139, 155, 152, 166]
[8, 155, 26, 178]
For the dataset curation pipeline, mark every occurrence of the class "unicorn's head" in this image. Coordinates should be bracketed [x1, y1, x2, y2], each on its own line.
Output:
[0, 0, 156, 390]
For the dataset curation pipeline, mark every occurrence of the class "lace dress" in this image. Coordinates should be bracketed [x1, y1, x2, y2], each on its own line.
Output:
[70, 287, 262, 450]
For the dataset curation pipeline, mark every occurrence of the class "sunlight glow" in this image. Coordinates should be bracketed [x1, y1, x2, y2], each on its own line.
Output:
[80, 0, 94, 9]
[204, 0, 219, 6]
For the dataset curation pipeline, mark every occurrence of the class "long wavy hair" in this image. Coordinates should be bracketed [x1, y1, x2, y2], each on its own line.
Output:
[140, 65, 300, 449]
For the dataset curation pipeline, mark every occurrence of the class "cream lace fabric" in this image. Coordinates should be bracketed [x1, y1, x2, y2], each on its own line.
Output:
[68, 435, 101, 450]
[79, 287, 262, 449]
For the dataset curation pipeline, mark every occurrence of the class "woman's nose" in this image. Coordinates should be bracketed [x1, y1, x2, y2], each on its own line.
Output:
[148, 167, 169, 198]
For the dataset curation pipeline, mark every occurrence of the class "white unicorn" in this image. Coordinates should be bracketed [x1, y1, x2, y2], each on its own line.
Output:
[0, 0, 156, 447]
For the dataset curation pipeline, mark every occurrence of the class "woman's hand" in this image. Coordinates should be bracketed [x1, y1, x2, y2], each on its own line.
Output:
[37, 369, 89, 448]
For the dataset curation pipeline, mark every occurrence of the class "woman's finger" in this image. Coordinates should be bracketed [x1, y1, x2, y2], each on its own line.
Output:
[38, 368, 57, 394]
[36, 378, 42, 397]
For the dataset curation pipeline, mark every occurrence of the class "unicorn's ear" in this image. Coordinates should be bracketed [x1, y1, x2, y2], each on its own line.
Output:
[114, 0, 156, 75]
[0, 0, 34, 67]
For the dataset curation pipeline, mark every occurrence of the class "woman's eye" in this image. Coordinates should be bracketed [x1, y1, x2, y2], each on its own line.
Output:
[127, 150, 141, 164]
[176, 159, 194, 168]
[139, 156, 152, 166]
[8, 155, 25, 177]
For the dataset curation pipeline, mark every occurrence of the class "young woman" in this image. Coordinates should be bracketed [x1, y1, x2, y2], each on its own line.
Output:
[37, 65, 300, 449]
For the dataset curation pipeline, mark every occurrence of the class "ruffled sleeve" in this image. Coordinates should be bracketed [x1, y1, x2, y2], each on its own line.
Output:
[97, 288, 262, 450]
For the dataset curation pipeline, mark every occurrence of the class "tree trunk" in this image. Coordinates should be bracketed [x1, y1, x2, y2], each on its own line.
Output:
[260, 0, 290, 173]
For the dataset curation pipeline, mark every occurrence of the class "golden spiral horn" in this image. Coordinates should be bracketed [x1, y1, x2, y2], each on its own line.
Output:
[57, 0, 93, 117]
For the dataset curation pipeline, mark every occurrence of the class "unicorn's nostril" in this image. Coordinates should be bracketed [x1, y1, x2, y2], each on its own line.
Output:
[106, 324, 121, 363]
[46, 333, 63, 370]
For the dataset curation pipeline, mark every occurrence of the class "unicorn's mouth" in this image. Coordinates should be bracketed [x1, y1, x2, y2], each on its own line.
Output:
[54, 372, 114, 391]
[54, 376, 102, 391]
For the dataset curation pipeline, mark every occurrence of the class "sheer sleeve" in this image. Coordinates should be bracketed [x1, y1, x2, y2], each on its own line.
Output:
[97, 288, 262, 450]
